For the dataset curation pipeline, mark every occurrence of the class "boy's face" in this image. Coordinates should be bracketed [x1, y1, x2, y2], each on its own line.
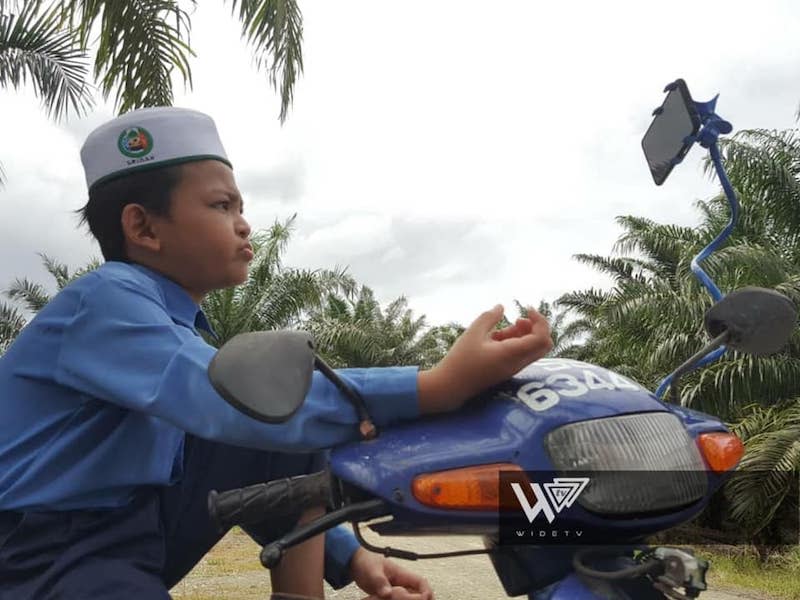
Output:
[149, 160, 253, 298]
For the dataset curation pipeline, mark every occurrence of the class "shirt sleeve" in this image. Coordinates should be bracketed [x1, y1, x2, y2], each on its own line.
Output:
[54, 277, 420, 452]
[324, 524, 362, 589]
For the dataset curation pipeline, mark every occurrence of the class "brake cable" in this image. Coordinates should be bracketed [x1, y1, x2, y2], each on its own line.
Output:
[352, 520, 495, 561]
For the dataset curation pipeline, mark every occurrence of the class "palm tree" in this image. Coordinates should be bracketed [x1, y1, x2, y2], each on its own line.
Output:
[305, 295, 576, 370]
[0, 301, 25, 354]
[535, 299, 589, 358]
[2, 218, 354, 351]
[5, 0, 303, 121]
[2, 0, 304, 183]
[0, 1, 93, 183]
[200, 215, 357, 347]
[559, 210, 800, 418]
[559, 127, 800, 544]
[6, 253, 100, 311]
[0, 253, 100, 355]
[0, 1, 92, 118]
[304, 285, 448, 369]
[723, 401, 800, 550]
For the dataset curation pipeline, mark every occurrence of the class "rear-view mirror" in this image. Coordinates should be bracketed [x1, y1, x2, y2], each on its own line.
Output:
[705, 287, 797, 356]
[208, 331, 315, 423]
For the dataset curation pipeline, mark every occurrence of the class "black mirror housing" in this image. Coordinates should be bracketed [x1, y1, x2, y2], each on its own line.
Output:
[208, 331, 315, 424]
[705, 287, 797, 356]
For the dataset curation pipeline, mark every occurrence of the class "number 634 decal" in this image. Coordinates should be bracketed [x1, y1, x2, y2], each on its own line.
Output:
[515, 360, 643, 412]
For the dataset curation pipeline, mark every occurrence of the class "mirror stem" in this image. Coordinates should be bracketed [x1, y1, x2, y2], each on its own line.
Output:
[670, 331, 730, 406]
[314, 356, 377, 440]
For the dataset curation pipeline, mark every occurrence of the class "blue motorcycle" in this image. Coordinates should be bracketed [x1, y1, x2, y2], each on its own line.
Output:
[206, 80, 798, 599]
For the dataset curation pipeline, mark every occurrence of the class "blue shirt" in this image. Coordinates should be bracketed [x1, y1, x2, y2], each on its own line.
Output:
[0, 261, 420, 584]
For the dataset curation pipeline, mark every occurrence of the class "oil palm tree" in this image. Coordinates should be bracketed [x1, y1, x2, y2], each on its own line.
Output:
[2, 220, 353, 352]
[0, 301, 25, 354]
[304, 285, 444, 368]
[0, 253, 99, 355]
[559, 127, 800, 543]
[200, 216, 357, 347]
[6, 253, 100, 311]
[0, 1, 92, 118]
[6, 0, 303, 121]
[559, 208, 800, 418]
[2, 0, 304, 183]
[0, 1, 93, 183]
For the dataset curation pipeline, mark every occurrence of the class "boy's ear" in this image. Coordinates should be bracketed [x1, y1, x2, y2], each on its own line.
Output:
[121, 203, 162, 253]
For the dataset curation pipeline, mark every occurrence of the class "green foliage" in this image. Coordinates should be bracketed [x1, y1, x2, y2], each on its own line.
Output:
[228, 0, 303, 123]
[0, 252, 101, 355]
[201, 216, 357, 347]
[1, 0, 306, 185]
[66, 0, 194, 112]
[0, 1, 92, 120]
[560, 126, 800, 544]
[305, 285, 457, 369]
[5, 252, 100, 312]
[0, 0, 92, 184]
[724, 401, 800, 540]
[0, 300, 25, 354]
[559, 131, 800, 412]
[51, 0, 304, 120]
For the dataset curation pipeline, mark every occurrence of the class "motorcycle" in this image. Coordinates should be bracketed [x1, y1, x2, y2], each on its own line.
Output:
[205, 80, 798, 599]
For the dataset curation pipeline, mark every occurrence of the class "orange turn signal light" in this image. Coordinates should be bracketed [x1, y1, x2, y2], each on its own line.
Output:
[697, 432, 744, 472]
[411, 463, 528, 511]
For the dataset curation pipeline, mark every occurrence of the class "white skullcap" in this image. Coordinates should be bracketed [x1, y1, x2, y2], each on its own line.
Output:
[80, 106, 231, 190]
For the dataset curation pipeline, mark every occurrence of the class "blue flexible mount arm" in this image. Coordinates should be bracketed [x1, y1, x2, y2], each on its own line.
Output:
[654, 83, 736, 400]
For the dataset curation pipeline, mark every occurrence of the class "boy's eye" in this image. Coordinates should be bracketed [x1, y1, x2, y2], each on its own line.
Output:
[212, 201, 230, 211]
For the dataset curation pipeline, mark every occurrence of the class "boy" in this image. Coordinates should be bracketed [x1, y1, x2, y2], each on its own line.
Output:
[0, 107, 553, 599]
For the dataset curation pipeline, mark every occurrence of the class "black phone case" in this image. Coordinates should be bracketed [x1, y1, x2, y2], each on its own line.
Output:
[641, 79, 701, 186]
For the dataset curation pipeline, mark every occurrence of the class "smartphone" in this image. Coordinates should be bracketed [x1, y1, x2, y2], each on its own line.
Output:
[641, 79, 701, 185]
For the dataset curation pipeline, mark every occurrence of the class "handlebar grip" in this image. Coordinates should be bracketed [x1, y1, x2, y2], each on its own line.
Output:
[208, 471, 330, 532]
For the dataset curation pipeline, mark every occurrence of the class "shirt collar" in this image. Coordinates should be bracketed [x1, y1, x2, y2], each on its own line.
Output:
[127, 263, 217, 337]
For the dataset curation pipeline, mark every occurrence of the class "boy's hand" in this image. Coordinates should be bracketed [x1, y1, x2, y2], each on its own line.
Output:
[350, 548, 434, 599]
[418, 305, 553, 413]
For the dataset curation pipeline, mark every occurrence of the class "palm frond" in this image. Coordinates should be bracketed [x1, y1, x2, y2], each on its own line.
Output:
[0, 1, 93, 119]
[5, 277, 50, 312]
[0, 300, 26, 354]
[228, 0, 303, 122]
[573, 254, 646, 283]
[714, 130, 800, 231]
[724, 401, 800, 533]
[66, 0, 194, 112]
[556, 288, 610, 317]
[39, 252, 70, 289]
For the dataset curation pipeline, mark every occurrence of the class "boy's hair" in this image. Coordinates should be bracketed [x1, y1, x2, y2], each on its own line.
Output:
[77, 165, 183, 262]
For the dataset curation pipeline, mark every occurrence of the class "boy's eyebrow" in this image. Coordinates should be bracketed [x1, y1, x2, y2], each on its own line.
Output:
[211, 187, 244, 210]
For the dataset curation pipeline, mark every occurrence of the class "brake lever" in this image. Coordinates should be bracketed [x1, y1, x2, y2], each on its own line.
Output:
[259, 499, 390, 568]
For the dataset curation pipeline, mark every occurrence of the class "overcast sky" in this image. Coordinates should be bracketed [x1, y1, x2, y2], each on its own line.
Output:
[2, 1, 800, 328]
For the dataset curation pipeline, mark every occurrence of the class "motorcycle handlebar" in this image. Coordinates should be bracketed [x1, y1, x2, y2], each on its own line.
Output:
[208, 470, 330, 532]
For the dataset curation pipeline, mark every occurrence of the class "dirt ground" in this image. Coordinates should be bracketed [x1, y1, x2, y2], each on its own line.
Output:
[171, 528, 774, 600]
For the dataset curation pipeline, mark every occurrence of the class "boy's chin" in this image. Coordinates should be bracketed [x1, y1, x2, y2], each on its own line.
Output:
[228, 268, 250, 287]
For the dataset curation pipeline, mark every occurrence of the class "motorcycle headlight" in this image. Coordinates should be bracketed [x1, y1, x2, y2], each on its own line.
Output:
[544, 412, 707, 515]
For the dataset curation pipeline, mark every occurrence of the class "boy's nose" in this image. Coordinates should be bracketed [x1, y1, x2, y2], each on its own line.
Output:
[235, 214, 251, 239]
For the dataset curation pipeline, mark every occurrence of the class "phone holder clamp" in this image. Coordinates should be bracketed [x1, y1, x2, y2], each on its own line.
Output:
[686, 93, 733, 150]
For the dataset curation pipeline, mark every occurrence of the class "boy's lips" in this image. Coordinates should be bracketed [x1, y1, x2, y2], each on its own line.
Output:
[238, 244, 254, 260]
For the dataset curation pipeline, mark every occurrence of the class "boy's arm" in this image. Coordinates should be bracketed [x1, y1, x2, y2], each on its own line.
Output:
[55, 278, 551, 452]
[323, 525, 361, 590]
[54, 278, 423, 452]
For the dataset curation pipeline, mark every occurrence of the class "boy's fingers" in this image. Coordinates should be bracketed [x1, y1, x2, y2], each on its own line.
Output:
[384, 561, 433, 595]
[501, 327, 554, 359]
[492, 318, 533, 342]
[469, 304, 504, 334]
[361, 589, 429, 600]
